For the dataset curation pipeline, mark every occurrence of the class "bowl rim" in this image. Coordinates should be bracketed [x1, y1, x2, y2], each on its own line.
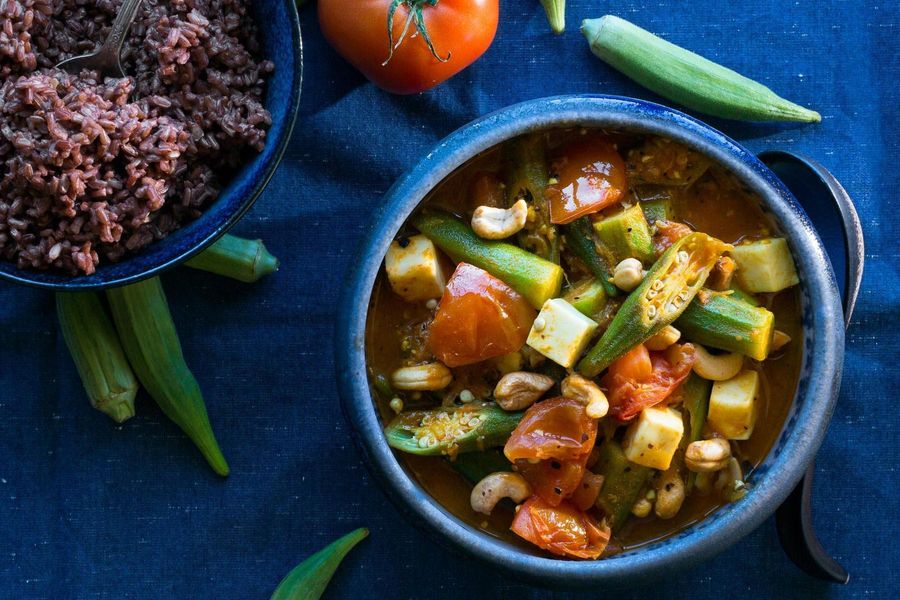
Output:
[0, 0, 303, 291]
[335, 94, 844, 584]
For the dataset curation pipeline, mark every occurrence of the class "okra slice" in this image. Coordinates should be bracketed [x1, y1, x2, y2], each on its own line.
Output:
[451, 449, 512, 484]
[561, 217, 619, 298]
[563, 277, 608, 318]
[679, 373, 712, 493]
[412, 212, 563, 309]
[675, 291, 774, 361]
[385, 403, 524, 457]
[593, 203, 655, 264]
[594, 440, 653, 531]
[578, 232, 731, 376]
[505, 133, 559, 263]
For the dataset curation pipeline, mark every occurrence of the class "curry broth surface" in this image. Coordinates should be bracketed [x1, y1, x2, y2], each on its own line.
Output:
[365, 130, 802, 556]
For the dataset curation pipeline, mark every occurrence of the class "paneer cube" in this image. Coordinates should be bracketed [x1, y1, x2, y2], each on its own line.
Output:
[731, 238, 799, 293]
[622, 407, 684, 470]
[526, 298, 598, 368]
[708, 370, 759, 440]
[385, 235, 447, 302]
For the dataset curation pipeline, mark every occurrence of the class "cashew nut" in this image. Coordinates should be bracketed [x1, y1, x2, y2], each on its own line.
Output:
[631, 497, 653, 518]
[561, 373, 609, 419]
[654, 467, 685, 519]
[645, 325, 682, 351]
[612, 258, 645, 292]
[391, 363, 453, 391]
[470, 472, 532, 515]
[692, 344, 743, 381]
[493, 371, 554, 411]
[771, 330, 792, 352]
[715, 457, 747, 502]
[471, 199, 528, 240]
[685, 437, 732, 472]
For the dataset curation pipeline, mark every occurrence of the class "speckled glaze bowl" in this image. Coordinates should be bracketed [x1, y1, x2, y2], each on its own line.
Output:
[336, 95, 845, 585]
[0, 0, 302, 291]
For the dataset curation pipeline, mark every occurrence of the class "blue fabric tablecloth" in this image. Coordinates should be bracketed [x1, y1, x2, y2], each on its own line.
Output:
[1, 1, 897, 597]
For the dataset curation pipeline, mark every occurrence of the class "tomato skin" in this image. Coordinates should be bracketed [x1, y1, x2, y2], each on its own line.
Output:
[504, 397, 598, 463]
[428, 263, 535, 367]
[318, 0, 498, 94]
[511, 496, 611, 559]
[545, 139, 627, 224]
[603, 343, 696, 421]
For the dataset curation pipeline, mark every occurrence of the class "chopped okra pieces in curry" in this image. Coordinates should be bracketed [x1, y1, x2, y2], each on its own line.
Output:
[367, 129, 803, 560]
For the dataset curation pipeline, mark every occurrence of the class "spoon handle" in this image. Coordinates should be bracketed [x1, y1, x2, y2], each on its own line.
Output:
[759, 150, 864, 584]
[98, 0, 145, 65]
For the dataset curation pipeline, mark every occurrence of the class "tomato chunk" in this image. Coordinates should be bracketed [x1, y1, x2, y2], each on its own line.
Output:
[515, 452, 589, 507]
[428, 263, 535, 367]
[570, 471, 604, 512]
[504, 397, 598, 462]
[545, 139, 627, 225]
[602, 343, 696, 421]
[511, 496, 611, 559]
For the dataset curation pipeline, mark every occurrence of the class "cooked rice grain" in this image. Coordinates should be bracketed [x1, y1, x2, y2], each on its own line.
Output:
[0, 0, 273, 274]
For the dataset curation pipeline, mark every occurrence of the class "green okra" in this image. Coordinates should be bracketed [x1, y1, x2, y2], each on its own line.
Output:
[539, 0, 565, 34]
[107, 277, 229, 476]
[680, 373, 712, 493]
[270, 528, 368, 600]
[385, 403, 524, 456]
[563, 277, 608, 318]
[578, 232, 730, 376]
[185, 234, 279, 283]
[675, 290, 774, 361]
[582, 16, 821, 123]
[56, 292, 138, 423]
[451, 449, 512, 484]
[595, 440, 652, 531]
[506, 133, 559, 263]
[593, 203, 655, 264]
[412, 212, 563, 309]
[561, 217, 619, 298]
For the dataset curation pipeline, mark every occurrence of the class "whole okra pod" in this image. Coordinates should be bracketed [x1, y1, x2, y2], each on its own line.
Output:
[56, 292, 138, 423]
[107, 277, 229, 476]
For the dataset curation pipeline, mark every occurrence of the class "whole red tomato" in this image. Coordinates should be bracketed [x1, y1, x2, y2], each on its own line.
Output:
[318, 0, 499, 94]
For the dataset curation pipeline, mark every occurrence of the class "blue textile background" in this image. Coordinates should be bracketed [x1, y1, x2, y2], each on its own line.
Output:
[1, 0, 897, 598]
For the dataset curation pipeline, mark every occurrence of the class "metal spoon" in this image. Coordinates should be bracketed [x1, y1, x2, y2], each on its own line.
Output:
[55, 0, 145, 78]
[759, 150, 864, 585]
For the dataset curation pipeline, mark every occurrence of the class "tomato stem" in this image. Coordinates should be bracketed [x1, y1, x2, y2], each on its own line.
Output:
[383, 0, 451, 66]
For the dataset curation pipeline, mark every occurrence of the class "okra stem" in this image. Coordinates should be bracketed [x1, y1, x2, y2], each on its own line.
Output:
[185, 234, 279, 282]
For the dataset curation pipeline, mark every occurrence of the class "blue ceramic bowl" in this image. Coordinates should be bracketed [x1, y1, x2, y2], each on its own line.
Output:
[336, 96, 845, 585]
[0, 0, 302, 291]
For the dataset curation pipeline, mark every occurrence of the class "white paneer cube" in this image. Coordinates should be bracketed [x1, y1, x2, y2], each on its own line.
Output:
[731, 238, 799, 293]
[708, 370, 759, 440]
[526, 298, 598, 368]
[385, 235, 447, 302]
[622, 407, 685, 470]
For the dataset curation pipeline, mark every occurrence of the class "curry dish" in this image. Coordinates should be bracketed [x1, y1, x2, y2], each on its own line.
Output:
[366, 129, 802, 559]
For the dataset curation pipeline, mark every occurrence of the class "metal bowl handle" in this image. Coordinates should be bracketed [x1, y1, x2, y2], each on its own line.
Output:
[758, 150, 865, 584]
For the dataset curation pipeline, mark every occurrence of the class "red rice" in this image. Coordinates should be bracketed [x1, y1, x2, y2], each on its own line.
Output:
[0, 0, 273, 274]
